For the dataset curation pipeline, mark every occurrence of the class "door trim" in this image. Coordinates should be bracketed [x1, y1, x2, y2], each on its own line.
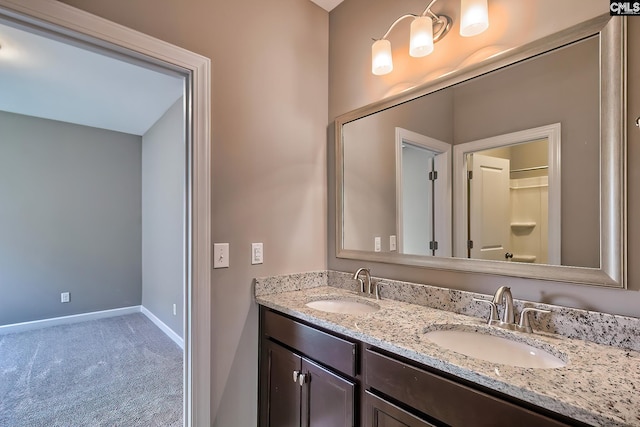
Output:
[0, 1, 212, 425]
[453, 123, 561, 264]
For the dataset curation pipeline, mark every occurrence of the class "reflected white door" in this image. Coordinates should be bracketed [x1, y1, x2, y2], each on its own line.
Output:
[469, 154, 511, 261]
[401, 144, 434, 256]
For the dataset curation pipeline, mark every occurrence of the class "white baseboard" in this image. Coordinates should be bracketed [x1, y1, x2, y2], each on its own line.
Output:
[140, 306, 184, 349]
[0, 306, 141, 335]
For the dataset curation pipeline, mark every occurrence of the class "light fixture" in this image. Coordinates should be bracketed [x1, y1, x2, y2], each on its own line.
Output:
[372, 39, 393, 75]
[460, 0, 489, 37]
[371, 0, 489, 76]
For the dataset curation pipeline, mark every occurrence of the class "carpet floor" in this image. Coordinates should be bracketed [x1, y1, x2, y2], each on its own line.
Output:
[0, 313, 183, 426]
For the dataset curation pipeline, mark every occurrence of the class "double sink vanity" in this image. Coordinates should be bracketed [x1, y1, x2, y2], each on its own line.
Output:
[255, 271, 640, 426]
[255, 13, 639, 427]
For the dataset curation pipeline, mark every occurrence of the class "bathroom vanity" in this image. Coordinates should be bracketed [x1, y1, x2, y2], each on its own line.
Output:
[259, 307, 583, 427]
[255, 272, 640, 427]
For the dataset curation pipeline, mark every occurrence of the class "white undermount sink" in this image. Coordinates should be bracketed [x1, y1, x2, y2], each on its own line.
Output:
[425, 328, 566, 369]
[305, 297, 380, 315]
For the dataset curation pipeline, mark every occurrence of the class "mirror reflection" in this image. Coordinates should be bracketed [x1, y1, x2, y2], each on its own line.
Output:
[457, 132, 558, 265]
[341, 32, 600, 268]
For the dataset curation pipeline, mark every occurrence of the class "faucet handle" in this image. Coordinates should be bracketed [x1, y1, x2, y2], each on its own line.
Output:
[473, 298, 499, 324]
[517, 307, 550, 333]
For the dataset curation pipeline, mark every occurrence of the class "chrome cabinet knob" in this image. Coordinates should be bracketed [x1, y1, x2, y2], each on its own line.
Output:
[298, 373, 308, 386]
[292, 370, 300, 383]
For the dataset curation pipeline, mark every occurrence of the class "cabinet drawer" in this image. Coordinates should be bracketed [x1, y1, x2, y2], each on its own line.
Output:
[262, 309, 357, 376]
[364, 348, 573, 427]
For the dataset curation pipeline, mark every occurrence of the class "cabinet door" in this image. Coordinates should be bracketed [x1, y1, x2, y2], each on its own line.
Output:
[261, 340, 302, 427]
[301, 358, 355, 427]
[364, 391, 437, 427]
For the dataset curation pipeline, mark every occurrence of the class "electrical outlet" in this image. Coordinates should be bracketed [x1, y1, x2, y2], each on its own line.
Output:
[374, 237, 381, 252]
[61, 292, 70, 303]
[173, 304, 177, 316]
[390, 235, 397, 251]
[251, 243, 263, 265]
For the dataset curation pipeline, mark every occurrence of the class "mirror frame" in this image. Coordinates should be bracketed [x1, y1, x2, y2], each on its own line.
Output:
[335, 14, 627, 288]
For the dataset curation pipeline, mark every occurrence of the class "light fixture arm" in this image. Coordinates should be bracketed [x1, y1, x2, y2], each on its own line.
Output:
[420, 0, 452, 42]
[377, 14, 418, 41]
[421, 0, 440, 17]
[375, 0, 452, 43]
[431, 15, 453, 42]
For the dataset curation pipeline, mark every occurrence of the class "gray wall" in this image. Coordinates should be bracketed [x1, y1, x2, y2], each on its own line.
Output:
[329, 0, 640, 318]
[58, 0, 329, 425]
[142, 98, 184, 338]
[0, 110, 142, 325]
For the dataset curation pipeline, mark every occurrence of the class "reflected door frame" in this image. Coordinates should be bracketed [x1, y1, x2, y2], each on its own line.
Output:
[453, 123, 561, 264]
[395, 127, 452, 257]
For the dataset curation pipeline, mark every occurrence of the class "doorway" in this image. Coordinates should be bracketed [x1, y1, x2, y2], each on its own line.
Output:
[453, 123, 561, 265]
[0, 1, 211, 425]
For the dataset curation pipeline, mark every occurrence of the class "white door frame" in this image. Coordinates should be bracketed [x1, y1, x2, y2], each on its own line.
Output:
[453, 123, 561, 264]
[395, 127, 451, 257]
[0, 1, 212, 425]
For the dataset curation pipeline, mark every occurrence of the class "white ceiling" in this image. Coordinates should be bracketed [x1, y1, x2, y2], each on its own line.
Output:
[0, 22, 184, 136]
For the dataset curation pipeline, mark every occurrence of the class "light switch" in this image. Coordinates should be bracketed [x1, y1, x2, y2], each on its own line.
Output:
[390, 235, 397, 251]
[213, 243, 230, 268]
[374, 237, 381, 252]
[251, 243, 263, 265]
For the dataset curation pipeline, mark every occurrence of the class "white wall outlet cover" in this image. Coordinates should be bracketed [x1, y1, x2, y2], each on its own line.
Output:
[213, 243, 230, 268]
[390, 235, 397, 251]
[374, 237, 381, 252]
[61, 292, 70, 303]
[251, 242, 263, 265]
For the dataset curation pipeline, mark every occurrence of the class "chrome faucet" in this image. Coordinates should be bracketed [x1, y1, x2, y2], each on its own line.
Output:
[353, 268, 378, 299]
[492, 286, 515, 325]
[474, 286, 550, 333]
[353, 268, 371, 293]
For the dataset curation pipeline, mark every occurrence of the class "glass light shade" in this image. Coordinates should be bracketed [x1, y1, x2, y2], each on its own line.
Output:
[409, 16, 434, 58]
[372, 39, 393, 75]
[460, 0, 489, 37]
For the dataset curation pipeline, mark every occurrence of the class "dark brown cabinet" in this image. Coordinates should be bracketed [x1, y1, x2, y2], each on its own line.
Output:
[364, 348, 579, 427]
[302, 355, 355, 427]
[364, 391, 437, 427]
[259, 309, 357, 427]
[261, 340, 302, 427]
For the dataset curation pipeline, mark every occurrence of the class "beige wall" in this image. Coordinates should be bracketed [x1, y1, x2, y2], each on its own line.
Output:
[58, 0, 328, 425]
[329, 0, 640, 318]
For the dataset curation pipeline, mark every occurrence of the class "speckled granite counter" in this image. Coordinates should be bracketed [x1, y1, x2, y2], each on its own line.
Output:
[255, 272, 640, 427]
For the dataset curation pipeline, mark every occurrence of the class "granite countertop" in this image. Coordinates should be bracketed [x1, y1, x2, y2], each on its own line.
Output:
[256, 285, 640, 427]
